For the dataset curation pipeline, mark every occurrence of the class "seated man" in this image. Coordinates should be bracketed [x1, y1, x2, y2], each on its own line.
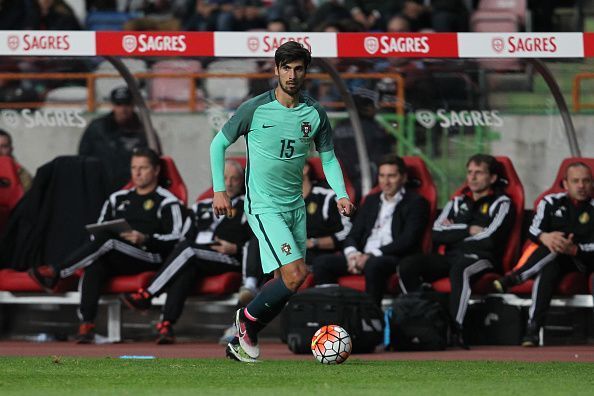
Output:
[29, 148, 184, 343]
[493, 161, 594, 347]
[398, 154, 514, 348]
[313, 155, 429, 306]
[121, 159, 251, 344]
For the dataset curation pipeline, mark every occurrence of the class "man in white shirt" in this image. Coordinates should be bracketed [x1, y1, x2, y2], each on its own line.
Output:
[312, 155, 429, 306]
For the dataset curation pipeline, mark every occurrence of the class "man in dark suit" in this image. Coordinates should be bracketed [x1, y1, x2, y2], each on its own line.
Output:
[313, 155, 429, 306]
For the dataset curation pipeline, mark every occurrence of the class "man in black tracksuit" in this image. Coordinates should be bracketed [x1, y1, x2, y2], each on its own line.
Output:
[494, 162, 594, 346]
[313, 155, 429, 306]
[79, 86, 148, 190]
[29, 148, 184, 343]
[120, 160, 252, 344]
[398, 154, 514, 348]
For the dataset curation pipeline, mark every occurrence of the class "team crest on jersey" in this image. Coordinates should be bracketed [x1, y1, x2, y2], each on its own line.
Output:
[579, 212, 590, 224]
[300, 122, 312, 143]
[281, 243, 292, 256]
[301, 122, 312, 137]
[143, 199, 155, 211]
[307, 202, 318, 215]
[481, 203, 489, 215]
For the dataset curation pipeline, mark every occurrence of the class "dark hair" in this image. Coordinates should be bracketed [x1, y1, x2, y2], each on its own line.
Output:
[275, 41, 312, 70]
[0, 129, 12, 145]
[132, 147, 160, 168]
[378, 154, 407, 175]
[565, 161, 592, 179]
[467, 154, 499, 176]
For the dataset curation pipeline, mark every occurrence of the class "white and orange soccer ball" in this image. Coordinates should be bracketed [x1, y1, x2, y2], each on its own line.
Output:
[310, 325, 352, 364]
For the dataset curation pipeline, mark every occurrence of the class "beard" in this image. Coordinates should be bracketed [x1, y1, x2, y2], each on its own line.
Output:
[279, 78, 302, 96]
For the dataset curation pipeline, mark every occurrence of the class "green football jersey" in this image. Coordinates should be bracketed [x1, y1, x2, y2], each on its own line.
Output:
[221, 89, 334, 215]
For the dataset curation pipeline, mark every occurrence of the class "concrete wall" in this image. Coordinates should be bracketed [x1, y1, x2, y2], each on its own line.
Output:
[1, 110, 592, 207]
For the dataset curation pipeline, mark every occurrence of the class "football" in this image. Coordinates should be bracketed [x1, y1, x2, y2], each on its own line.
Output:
[310, 325, 352, 364]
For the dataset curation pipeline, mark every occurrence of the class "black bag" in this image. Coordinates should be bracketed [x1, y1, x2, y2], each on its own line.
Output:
[280, 286, 384, 354]
[463, 297, 526, 345]
[543, 307, 589, 346]
[385, 293, 449, 351]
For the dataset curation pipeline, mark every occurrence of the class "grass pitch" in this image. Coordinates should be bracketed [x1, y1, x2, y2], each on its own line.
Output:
[1, 357, 593, 395]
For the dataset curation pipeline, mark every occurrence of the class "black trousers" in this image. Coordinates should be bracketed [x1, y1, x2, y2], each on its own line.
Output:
[512, 245, 593, 328]
[312, 253, 400, 306]
[55, 237, 164, 323]
[146, 240, 240, 323]
[398, 253, 494, 326]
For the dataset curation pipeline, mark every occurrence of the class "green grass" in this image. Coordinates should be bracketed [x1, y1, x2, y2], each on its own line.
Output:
[1, 357, 594, 395]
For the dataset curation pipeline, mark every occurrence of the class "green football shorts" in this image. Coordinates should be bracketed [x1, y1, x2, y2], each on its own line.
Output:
[245, 207, 307, 274]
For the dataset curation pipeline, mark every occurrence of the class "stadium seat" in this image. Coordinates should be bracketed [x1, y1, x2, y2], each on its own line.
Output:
[337, 156, 438, 294]
[431, 156, 525, 293]
[0, 157, 24, 233]
[476, 0, 528, 27]
[94, 59, 148, 104]
[533, 157, 594, 207]
[204, 60, 258, 109]
[0, 269, 77, 293]
[123, 156, 188, 205]
[149, 60, 205, 112]
[508, 157, 594, 296]
[44, 86, 88, 110]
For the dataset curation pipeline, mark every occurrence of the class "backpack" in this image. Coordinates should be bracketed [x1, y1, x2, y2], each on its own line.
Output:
[280, 285, 384, 354]
[385, 293, 449, 351]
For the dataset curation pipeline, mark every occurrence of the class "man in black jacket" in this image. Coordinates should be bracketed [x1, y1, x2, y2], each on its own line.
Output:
[493, 162, 594, 347]
[313, 155, 429, 306]
[120, 159, 252, 344]
[29, 148, 184, 343]
[79, 86, 148, 190]
[398, 154, 514, 348]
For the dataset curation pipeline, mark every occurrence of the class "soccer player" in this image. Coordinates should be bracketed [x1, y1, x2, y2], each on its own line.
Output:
[210, 41, 355, 362]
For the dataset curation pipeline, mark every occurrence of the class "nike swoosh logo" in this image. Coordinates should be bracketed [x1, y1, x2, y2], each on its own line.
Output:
[262, 124, 275, 128]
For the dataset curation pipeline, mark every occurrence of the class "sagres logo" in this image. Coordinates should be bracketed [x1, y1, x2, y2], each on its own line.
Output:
[492, 37, 504, 53]
[364, 37, 379, 55]
[7, 35, 19, 51]
[415, 109, 504, 128]
[122, 35, 138, 53]
[1, 110, 19, 128]
[247, 37, 259, 52]
[415, 110, 436, 128]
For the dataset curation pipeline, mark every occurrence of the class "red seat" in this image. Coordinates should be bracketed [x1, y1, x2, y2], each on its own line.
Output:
[0, 269, 77, 293]
[0, 157, 24, 233]
[192, 272, 242, 295]
[510, 157, 594, 296]
[124, 156, 188, 205]
[533, 157, 594, 207]
[431, 156, 525, 294]
[103, 271, 156, 293]
[336, 156, 437, 294]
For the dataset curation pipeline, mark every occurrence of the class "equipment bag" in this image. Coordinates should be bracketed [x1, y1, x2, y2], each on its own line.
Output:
[280, 285, 384, 354]
[385, 293, 449, 351]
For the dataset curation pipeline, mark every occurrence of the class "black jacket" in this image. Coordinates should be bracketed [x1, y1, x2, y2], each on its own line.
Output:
[529, 192, 594, 265]
[0, 156, 109, 270]
[183, 195, 251, 260]
[78, 112, 147, 190]
[344, 189, 429, 257]
[433, 189, 514, 265]
[98, 186, 185, 256]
